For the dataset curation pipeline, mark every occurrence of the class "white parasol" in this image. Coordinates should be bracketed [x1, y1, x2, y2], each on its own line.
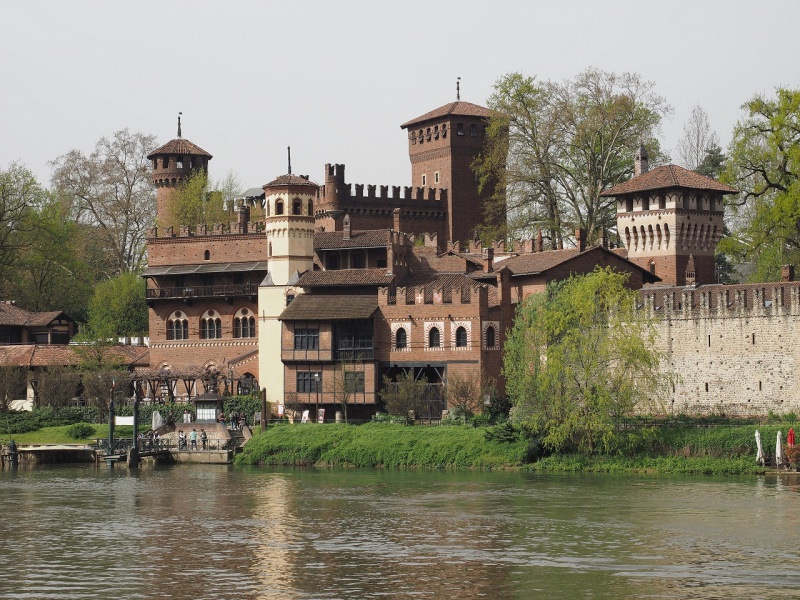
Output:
[755, 430, 764, 465]
[776, 431, 783, 467]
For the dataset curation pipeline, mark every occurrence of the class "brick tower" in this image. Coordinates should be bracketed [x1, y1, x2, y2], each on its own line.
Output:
[400, 100, 494, 244]
[602, 147, 737, 286]
[147, 114, 213, 225]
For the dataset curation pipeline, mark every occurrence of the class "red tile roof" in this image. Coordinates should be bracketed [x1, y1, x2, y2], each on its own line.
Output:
[400, 101, 494, 129]
[0, 303, 67, 327]
[0, 344, 149, 368]
[279, 294, 378, 321]
[297, 269, 395, 287]
[263, 174, 318, 188]
[314, 230, 391, 250]
[147, 138, 212, 159]
[600, 165, 737, 196]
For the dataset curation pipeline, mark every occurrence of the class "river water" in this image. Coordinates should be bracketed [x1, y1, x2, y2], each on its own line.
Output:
[1, 465, 800, 599]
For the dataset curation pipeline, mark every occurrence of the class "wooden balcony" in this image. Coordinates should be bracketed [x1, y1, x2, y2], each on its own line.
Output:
[146, 283, 259, 301]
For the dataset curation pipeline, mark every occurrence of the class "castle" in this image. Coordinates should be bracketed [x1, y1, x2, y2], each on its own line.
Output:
[142, 106, 798, 419]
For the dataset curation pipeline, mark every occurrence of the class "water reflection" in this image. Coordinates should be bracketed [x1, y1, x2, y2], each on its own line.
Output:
[1, 466, 800, 599]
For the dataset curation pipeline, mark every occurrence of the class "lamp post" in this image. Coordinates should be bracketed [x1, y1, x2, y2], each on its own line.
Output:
[313, 372, 320, 423]
[108, 377, 116, 457]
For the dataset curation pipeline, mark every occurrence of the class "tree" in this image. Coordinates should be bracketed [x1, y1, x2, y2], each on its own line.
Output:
[50, 129, 157, 275]
[81, 370, 132, 413]
[325, 360, 364, 424]
[446, 370, 494, 419]
[475, 69, 670, 244]
[719, 88, 800, 281]
[504, 267, 667, 454]
[0, 366, 26, 411]
[0, 163, 42, 297]
[168, 170, 229, 228]
[85, 272, 148, 337]
[677, 105, 721, 172]
[379, 371, 429, 421]
[36, 366, 81, 408]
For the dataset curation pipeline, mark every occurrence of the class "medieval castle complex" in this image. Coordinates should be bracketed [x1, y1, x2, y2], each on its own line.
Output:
[141, 102, 800, 419]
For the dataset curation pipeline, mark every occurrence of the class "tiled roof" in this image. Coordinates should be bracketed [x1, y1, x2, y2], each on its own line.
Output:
[314, 230, 390, 250]
[401, 101, 494, 129]
[296, 269, 395, 287]
[600, 165, 738, 196]
[0, 303, 67, 327]
[0, 345, 35, 366]
[0, 344, 149, 368]
[279, 294, 378, 321]
[147, 138, 212, 159]
[263, 174, 318, 188]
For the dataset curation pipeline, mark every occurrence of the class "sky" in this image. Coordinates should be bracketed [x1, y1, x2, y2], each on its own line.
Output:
[1, 1, 798, 192]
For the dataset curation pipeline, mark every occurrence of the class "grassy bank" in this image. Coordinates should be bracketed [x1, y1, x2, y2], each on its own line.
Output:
[236, 421, 790, 474]
[3, 424, 130, 446]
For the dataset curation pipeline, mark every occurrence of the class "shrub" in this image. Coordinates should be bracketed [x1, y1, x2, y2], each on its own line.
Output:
[66, 422, 96, 439]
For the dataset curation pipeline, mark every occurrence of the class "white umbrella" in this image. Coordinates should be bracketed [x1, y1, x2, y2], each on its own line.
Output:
[776, 431, 783, 467]
[755, 430, 764, 465]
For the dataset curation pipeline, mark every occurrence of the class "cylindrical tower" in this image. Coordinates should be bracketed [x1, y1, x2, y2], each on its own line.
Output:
[147, 115, 213, 225]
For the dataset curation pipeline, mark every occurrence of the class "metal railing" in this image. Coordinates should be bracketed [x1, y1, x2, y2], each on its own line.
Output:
[146, 283, 259, 300]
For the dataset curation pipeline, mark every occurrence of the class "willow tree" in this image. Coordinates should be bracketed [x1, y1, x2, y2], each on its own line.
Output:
[504, 267, 667, 454]
[475, 69, 670, 245]
[719, 88, 800, 281]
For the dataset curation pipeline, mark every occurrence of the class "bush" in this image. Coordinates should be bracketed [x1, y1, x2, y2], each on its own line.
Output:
[66, 422, 96, 439]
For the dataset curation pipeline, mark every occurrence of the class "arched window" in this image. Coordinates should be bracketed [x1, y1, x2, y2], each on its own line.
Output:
[167, 311, 189, 340]
[428, 327, 440, 348]
[275, 200, 284, 215]
[200, 310, 222, 340]
[203, 250, 210, 260]
[455, 326, 468, 348]
[292, 198, 302, 215]
[233, 308, 256, 338]
[485, 326, 496, 348]
[308, 200, 313, 216]
[395, 328, 407, 350]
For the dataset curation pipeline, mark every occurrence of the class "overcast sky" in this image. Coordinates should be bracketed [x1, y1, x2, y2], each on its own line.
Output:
[2, 1, 798, 191]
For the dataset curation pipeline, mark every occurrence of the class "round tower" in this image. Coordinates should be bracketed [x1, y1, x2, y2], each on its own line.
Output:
[147, 114, 213, 225]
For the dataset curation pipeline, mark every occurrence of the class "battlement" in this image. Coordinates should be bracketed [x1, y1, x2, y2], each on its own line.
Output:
[378, 282, 488, 306]
[640, 282, 800, 318]
[148, 220, 266, 239]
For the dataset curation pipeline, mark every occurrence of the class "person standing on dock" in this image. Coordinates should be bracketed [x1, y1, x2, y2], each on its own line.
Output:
[200, 429, 208, 450]
[189, 429, 197, 450]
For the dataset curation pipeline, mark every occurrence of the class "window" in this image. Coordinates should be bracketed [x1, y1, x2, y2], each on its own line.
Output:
[470, 123, 478, 137]
[167, 312, 189, 340]
[485, 326, 496, 348]
[286, 293, 295, 306]
[422, 174, 427, 186]
[455, 326, 468, 348]
[293, 199, 302, 215]
[176, 156, 184, 169]
[297, 371, 321, 393]
[294, 328, 319, 350]
[200, 314, 222, 339]
[344, 372, 365, 393]
[429, 327, 440, 348]
[395, 328, 407, 349]
[434, 125, 439, 139]
[233, 308, 256, 338]
[457, 123, 464, 136]
[162, 157, 169, 168]
[308, 200, 314, 216]
[426, 127, 431, 141]
[434, 171, 440, 184]
[275, 200, 284, 215]
[376, 259, 387, 269]
[352, 253, 364, 269]
[204, 250, 210, 260]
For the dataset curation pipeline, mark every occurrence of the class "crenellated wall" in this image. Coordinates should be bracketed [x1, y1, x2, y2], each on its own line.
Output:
[641, 282, 800, 416]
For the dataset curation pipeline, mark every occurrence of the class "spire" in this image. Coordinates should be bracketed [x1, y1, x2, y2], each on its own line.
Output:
[287, 146, 292, 175]
[177, 112, 182, 138]
[456, 77, 461, 101]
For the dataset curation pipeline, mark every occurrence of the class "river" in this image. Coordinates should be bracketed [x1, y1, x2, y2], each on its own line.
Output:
[1, 464, 799, 599]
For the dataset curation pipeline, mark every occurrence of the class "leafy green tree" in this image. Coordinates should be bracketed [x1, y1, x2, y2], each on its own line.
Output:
[167, 170, 229, 228]
[0, 163, 41, 296]
[720, 88, 800, 281]
[504, 267, 667, 454]
[475, 69, 670, 244]
[50, 129, 157, 275]
[86, 272, 148, 337]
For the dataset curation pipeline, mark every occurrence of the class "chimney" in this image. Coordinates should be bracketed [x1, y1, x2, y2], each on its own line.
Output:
[393, 208, 401, 233]
[484, 247, 494, 273]
[634, 144, 649, 177]
[237, 201, 250, 234]
[576, 228, 586, 252]
[343, 213, 351, 240]
[782, 265, 795, 282]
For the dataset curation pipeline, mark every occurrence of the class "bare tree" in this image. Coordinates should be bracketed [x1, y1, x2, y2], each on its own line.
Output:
[0, 366, 26, 411]
[50, 129, 157, 275]
[37, 366, 81, 408]
[677, 105, 720, 172]
[379, 371, 428, 421]
[446, 370, 493, 419]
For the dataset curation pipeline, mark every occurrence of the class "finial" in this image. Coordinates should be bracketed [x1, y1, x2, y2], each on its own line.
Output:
[177, 112, 182, 138]
[287, 146, 292, 175]
[456, 77, 461, 101]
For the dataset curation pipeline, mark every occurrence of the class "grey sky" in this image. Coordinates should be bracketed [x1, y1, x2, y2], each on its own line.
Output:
[1, 1, 797, 191]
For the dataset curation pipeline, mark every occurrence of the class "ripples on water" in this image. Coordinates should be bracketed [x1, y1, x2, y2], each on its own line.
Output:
[1, 466, 800, 599]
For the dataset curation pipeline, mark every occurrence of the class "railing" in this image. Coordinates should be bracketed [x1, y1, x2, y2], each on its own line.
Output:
[146, 283, 259, 300]
[335, 341, 374, 361]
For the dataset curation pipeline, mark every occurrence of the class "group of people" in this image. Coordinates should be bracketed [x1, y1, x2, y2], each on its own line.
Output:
[218, 411, 247, 430]
[178, 428, 208, 451]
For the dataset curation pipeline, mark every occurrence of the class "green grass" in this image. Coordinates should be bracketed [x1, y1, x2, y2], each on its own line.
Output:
[4, 424, 133, 446]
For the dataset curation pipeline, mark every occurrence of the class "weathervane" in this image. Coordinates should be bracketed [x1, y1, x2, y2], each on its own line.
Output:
[287, 146, 292, 175]
[457, 77, 461, 101]
[177, 112, 182, 138]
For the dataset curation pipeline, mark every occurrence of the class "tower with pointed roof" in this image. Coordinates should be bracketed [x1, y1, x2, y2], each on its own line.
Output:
[400, 99, 495, 245]
[258, 166, 318, 407]
[147, 114, 213, 225]
[602, 155, 737, 286]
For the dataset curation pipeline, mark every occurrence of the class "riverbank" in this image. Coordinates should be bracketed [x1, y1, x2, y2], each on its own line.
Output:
[235, 421, 790, 474]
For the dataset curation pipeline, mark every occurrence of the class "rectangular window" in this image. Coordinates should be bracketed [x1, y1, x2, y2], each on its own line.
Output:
[294, 328, 319, 350]
[434, 171, 440, 184]
[297, 371, 321, 393]
[344, 372, 365, 393]
[421, 174, 427, 187]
